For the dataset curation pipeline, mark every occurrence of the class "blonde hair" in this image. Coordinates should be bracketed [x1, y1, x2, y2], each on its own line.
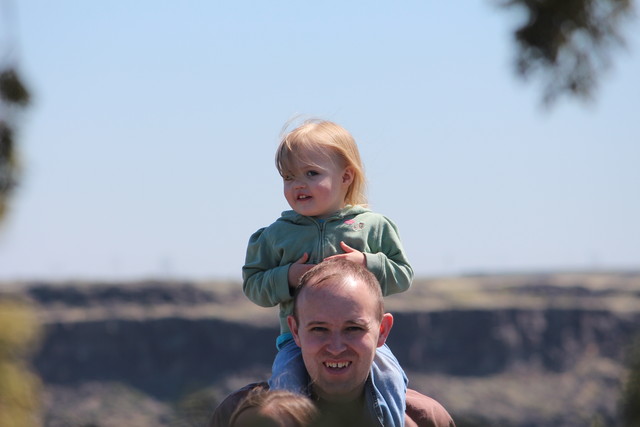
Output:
[229, 386, 318, 427]
[276, 119, 367, 207]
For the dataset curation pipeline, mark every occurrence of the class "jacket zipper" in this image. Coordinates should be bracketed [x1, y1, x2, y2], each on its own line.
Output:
[315, 218, 326, 262]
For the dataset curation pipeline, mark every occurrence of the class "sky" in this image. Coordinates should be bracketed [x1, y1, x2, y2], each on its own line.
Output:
[0, 1, 639, 282]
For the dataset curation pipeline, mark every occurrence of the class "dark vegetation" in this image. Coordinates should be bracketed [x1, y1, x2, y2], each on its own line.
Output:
[500, 0, 634, 103]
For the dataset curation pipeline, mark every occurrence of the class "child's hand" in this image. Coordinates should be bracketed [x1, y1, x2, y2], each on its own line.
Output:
[288, 253, 315, 289]
[324, 241, 366, 266]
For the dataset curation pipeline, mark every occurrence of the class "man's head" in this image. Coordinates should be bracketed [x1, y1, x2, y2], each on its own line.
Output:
[287, 259, 393, 403]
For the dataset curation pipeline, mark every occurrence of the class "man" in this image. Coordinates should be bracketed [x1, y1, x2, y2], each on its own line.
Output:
[210, 259, 454, 426]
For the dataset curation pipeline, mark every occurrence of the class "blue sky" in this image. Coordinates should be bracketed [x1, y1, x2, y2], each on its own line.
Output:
[1, 1, 639, 281]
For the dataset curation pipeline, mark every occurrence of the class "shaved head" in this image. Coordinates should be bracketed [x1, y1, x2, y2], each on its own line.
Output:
[292, 258, 384, 321]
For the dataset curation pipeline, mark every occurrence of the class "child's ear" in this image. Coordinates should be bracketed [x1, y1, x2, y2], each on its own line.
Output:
[342, 167, 355, 186]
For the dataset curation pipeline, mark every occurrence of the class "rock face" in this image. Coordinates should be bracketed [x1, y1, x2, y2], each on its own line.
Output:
[31, 305, 639, 399]
[3, 275, 638, 426]
[34, 317, 278, 399]
[388, 309, 639, 375]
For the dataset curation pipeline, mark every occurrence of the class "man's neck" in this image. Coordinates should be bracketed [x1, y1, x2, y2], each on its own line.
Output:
[312, 393, 375, 427]
[315, 392, 365, 408]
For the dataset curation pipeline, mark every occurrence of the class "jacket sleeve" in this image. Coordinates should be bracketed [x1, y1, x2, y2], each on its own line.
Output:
[242, 227, 292, 307]
[363, 216, 413, 296]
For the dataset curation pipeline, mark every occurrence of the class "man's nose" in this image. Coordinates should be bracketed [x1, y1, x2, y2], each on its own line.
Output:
[325, 332, 347, 355]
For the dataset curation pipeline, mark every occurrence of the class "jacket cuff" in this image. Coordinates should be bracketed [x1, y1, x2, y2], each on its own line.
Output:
[274, 264, 293, 301]
[364, 252, 384, 280]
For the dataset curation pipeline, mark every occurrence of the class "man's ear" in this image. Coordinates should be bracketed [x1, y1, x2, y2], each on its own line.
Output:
[377, 313, 394, 348]
[342, 166, 354, 186]
[287, 315, 302, 346]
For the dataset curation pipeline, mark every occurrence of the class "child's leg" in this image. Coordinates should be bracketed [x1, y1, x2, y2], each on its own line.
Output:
[268, 337, 309, 394]
[371, 343, 408, 427]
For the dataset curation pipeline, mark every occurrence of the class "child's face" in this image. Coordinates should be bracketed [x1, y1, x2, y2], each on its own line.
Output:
[282, 148, 353, 219]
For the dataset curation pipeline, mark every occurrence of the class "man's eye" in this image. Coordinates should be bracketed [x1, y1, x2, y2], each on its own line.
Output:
[310, 327, 328, 333]
[346, 326, 364, 332]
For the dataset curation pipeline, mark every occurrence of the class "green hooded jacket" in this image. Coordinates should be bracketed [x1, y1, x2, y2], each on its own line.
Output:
[242, 205, 413, 335]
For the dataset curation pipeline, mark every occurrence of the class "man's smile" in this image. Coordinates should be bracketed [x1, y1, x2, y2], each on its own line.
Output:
[323, 361, 352, 369]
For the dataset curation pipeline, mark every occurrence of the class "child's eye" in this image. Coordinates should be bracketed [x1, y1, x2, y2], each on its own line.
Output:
[283, 174, 294, 181]
[306, 170, 319, 177]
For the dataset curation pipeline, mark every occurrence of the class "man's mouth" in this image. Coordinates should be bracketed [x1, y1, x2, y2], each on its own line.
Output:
[324, 361, 351, 369]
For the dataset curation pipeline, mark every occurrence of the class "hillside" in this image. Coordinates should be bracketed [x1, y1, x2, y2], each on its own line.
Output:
[1, 271, 639, 426]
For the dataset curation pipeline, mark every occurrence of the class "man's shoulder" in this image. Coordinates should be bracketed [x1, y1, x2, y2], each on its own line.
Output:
[406, 388, 456, 427]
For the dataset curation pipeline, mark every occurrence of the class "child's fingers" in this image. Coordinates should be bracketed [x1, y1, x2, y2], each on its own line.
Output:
[339, 241, 354, 252]
[294, 252, 309, 264]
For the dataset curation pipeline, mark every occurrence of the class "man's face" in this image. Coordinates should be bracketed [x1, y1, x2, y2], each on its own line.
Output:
[288, 278, 393, 402]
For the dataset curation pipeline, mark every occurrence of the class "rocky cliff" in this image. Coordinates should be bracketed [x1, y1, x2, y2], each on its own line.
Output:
[2, 271, 638, 426]
[31, 307, 639, 400]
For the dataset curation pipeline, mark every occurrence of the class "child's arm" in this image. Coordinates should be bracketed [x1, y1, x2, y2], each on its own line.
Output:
[242, 228, 315, 307]
[363, 216, 413, 296]
[324, 216, 413, 296]
[242, 227, 292, 307]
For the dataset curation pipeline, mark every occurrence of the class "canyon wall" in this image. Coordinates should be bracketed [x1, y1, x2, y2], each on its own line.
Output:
[32, 305, 639, 399]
